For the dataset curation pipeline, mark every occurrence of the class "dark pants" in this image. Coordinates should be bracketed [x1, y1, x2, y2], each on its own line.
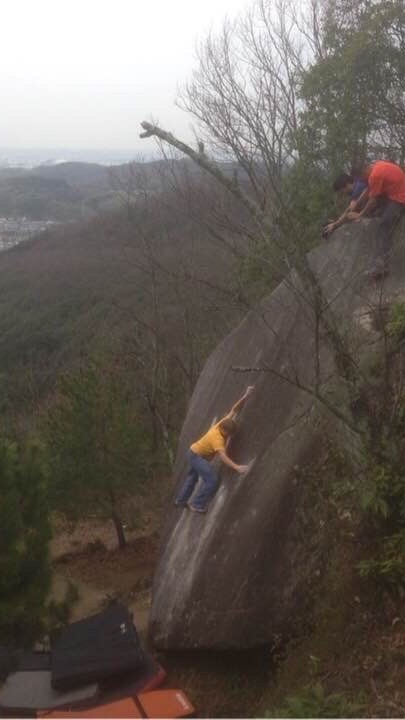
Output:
[175, 450, 219, 510]
[376, 200, 405, 263]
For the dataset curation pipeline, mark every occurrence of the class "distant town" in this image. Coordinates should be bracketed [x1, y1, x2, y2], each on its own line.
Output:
[0, 217, 57, 251]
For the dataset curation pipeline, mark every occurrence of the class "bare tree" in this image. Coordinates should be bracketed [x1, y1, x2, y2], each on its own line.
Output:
[138, 0, 392, 443]
[98, 169, 248, 466]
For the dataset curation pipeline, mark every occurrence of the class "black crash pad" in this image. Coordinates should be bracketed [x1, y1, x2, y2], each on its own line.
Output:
[51, 604, 144, 690]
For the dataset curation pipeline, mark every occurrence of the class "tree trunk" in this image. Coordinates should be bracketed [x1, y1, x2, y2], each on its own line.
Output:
[112, 510, 127, 549]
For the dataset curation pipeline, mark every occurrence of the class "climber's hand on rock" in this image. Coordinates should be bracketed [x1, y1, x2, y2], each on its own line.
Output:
[236, 464, 249, 474]
[323, 222, 336, 236]
[246, 385, 255, 395]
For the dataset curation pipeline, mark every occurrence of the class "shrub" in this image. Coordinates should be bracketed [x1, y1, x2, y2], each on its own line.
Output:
[357, 532, 405, 590]
[387, 302, 405, 342]
[265, 683, 365, 718]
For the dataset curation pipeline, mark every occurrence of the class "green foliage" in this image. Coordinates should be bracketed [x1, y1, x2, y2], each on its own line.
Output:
[356, 401, 405, 529]
[281, 162, 335, 246]
[0, 438, 51, 644]
[335, 444, 405, 588]
[387, 302, 405, 342]
[358, 532, 405, 589]
[336, 308, 405, 590]
[237, 237, 284, 300]
[324, 297, 405, 595]
[265, 683, 364, 718]
[299, 0, 405, 169]
[358, 461, 393, 519]
[45, 358, 153, 547]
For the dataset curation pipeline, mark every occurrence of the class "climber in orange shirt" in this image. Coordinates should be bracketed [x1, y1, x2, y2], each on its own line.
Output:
[175, 386, 254, 513]
[347, 160, 405, 277]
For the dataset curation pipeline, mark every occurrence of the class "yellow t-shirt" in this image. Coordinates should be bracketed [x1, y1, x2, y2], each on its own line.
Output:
[190, 419, 227, 460]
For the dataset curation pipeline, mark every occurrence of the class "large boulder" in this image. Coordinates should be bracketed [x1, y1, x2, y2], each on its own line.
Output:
[149, 218, 405, 649]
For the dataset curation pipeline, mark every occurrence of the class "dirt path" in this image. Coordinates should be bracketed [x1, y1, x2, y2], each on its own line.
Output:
[51, 515, 158, 558]
[50, 518, 159, 640]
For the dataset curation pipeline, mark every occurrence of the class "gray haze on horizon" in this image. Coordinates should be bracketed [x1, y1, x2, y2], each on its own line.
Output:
[1, 0, 250, 158]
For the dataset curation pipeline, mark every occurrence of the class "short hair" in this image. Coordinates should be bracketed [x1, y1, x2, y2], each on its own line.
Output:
[218, 417, 237, 436]
[333, 172, 353, 192]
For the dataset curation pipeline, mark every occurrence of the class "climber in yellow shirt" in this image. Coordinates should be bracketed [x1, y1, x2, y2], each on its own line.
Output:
[175, 385, 254, 513]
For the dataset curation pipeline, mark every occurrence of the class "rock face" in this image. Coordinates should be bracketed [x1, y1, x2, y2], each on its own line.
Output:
[149, 218, 405, 650]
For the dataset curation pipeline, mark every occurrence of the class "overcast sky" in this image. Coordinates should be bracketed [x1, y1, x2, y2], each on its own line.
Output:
[0, 0, 250, 153]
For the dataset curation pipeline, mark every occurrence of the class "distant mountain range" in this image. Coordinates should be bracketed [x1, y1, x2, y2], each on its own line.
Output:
[0, 157, 245, 223]
[0, 147, 149, 168]
[0, 160, 150, 222]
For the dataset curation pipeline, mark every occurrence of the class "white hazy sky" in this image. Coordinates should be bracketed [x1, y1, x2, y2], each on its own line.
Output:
[0, 0, 250, 153]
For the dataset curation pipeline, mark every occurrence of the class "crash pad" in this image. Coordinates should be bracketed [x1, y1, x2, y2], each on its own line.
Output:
[38, 696, 142, 718]
[51, 604, 143, 690]
[38, 690, 195, 719]
[0, 670, 98, 714]
[99, 653, 166, 700]
[138, 689, 195, 718]
[18, 651, 51, 672]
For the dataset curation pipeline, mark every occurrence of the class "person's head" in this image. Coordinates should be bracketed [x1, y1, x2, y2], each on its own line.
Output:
[333, 172, 354, 196]
[218, 417, 237, 438]
[350, 160, 370, 180]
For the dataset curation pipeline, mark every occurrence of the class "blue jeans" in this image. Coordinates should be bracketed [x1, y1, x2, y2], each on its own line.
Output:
[175, 450, 218, 510]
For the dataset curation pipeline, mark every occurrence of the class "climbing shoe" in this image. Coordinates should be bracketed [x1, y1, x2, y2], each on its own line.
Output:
[188, 504, 207, 513]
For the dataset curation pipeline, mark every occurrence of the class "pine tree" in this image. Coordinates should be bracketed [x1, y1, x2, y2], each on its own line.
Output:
[0, 439, 51, 645]
[46, 359, 152, 548]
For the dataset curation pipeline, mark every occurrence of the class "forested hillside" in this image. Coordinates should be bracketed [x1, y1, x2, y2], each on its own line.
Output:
[0, 160, 170, 220]
[0, 167, 249, 424]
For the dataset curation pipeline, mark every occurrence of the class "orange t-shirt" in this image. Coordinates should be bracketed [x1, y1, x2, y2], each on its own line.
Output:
[190, 418, 227, 460]
[366, 161, 405, 203]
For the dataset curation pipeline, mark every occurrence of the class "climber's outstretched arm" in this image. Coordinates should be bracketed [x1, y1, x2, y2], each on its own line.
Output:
[324, 187, 370, 236]
[352, 187, 369, 210]
[324, 200, 357, 235]
[224, 386, 254, 420]
[347, 189, 378, 220]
